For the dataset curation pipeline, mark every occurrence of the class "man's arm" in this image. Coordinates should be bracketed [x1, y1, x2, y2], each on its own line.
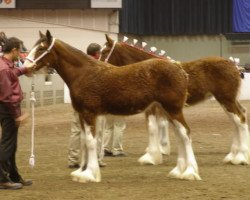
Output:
[13, 62, 36, 77]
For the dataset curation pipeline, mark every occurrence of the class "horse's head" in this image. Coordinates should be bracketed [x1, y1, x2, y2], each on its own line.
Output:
[99, 34, 126, 65]
[24, 30, 57, 71]
[100, 34, 157, 66]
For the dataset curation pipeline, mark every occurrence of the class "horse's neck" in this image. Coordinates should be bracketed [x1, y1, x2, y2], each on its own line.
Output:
[53, 42, 93, 87]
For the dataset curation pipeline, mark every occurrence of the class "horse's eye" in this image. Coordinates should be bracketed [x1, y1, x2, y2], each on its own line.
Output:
[37, 47, 44, 52]
[102, 49, 108, 54]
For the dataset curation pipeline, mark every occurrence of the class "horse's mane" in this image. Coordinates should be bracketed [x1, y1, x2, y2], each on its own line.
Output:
[58, 40, 102, 67]
[58, 40, 86, 57]
[120, 42, 164, 60]
[117, 42, 183, 65]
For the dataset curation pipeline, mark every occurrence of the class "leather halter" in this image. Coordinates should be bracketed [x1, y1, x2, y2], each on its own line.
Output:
[99, 41, 117, 63]
[26, 38, 56, 64]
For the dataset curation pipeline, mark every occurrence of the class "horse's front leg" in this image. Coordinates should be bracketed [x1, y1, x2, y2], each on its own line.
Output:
[168, 112, 201, 181]
[71, 113, 101, 183]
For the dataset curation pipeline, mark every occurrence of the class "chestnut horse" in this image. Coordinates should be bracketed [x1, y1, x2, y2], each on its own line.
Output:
[100, 35, 250, 166]
[24, 30, 201, 182]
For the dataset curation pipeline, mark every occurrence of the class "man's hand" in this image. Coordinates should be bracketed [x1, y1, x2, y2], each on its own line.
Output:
[15, 112, 30, 127]
[24, 63, 37, 76]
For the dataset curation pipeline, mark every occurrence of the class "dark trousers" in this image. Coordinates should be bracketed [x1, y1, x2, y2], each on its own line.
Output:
[0, 104, 21, 183]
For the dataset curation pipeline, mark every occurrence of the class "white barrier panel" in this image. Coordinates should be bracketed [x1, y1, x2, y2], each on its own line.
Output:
[20, 74, 64, 108]
[64, 84, 71, 103]
[239, 73, 250, 100]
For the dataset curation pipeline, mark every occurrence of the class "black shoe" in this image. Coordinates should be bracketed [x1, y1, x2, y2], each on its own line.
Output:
[19, 179, 33, 186]
[68, 164, 80, 169]
[98, 160, 107, 167]
[104, 149, 113, 157]
[0, 182, 23, 190]
[112, 151, 127, 157]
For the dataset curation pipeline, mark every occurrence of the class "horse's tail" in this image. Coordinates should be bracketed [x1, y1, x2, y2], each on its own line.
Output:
[229, 57, 245, 79]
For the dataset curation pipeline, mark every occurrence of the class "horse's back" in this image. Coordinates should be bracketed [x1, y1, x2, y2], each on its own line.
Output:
[73, 58, 189, 116]
[182, 57, 241, 105]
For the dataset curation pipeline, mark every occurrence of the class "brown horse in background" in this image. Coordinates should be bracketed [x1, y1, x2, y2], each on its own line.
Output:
[100, 35, 250, 166]
[24, 30, 201, 182]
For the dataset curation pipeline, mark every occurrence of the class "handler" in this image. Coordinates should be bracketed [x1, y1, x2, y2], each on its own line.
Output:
[0, 37, 35, 190]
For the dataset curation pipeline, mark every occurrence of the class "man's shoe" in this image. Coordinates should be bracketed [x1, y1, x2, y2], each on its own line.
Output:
[19, 179, 33, 186]
[0, 182, 23, 190]
[68, 164, 80, 169]
[104, 149, 113, 157]
[112, 151, 127, 157]
[98, 160, 107, 167]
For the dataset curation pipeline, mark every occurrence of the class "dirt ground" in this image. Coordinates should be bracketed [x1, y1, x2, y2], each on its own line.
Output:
[1, 100, 250, 200]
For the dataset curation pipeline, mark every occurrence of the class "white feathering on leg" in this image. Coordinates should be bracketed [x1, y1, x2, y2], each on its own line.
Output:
[138, 115, 162, 165]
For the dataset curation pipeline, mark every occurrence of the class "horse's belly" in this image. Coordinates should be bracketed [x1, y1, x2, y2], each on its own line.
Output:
[106, 103, 147, 116]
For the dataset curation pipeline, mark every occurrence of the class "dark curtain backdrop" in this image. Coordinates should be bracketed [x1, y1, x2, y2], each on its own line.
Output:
[120, 0, 232, 35]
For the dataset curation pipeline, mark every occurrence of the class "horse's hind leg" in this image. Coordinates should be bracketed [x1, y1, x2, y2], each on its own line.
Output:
[158, 116, 171, 155]
[71, 136, 88, 181]
[168, 111, 201, 180]
[96, 116, 106, 164]
[138, 108, 163, 165]
[219, 99, 250, 165]
[145, 105, 171, 156]
[70, 114, 87, 181]
[237, 100, 247, 114]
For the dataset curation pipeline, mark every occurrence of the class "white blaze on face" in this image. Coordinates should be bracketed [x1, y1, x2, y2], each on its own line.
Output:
[23, 45, 39, 67]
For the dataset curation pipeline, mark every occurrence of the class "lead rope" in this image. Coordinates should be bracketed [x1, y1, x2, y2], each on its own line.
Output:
[29, 75, 36, 167]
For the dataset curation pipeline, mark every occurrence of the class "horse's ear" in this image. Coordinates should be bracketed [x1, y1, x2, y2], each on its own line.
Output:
[46, 30, 52, 44]
[0, 32, 7, 45]
[105, 34, 113, 46]
[0, 32, 7, 39]
[39, 31, 45, 38]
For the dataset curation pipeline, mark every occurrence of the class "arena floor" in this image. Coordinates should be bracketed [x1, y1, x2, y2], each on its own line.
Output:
[1, 100, 250, 200]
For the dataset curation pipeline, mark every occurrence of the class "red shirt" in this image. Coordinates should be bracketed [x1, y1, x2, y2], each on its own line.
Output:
[0, 56, 27, 118]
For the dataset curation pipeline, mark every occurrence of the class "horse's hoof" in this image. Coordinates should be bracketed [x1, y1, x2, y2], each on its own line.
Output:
[159, 144, 170, 155]
[70, 168, 82, 177]
[72, 176, 79, 182]
[181, 167, 201, 181]
[77, 169, 101, 183]
[223, 153, 234, 164]
[224, 152, 250, 165]
[168, 167, 182, 179]
[138, 152, 162, 165]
